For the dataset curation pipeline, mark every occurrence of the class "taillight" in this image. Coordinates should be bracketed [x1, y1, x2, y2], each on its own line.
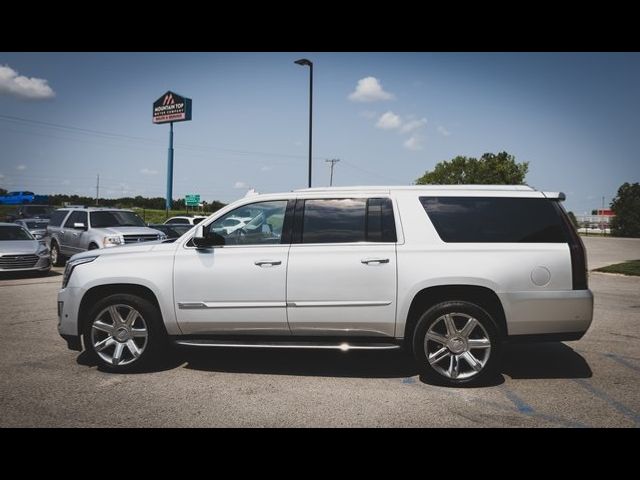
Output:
[555, 203, 588, 290]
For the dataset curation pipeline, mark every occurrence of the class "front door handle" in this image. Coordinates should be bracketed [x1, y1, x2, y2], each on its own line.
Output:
[361, 258, 390, 265]
[254, 260, 282, 267]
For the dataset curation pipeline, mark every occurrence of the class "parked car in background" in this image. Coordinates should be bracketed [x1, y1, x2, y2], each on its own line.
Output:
[0, 191, 49, 205]
[5, 204, 54, 222]
[210, 215, 253, 235]
[163, 216, 207, 226]
[0, 223, 50, 274]
[46, 207, 167, 266]
[147, 223, 192, 240]
[14, 218, 50, 240]
[56, 185, 592, 386]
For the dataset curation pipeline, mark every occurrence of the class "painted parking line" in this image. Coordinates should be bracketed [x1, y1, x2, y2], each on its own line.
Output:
[604, 353, 640, 374]
[499, 386, 587, 427]
[573, 378, 640, 426]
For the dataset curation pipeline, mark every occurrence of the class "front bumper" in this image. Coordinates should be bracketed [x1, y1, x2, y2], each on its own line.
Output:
[57, 286, 84, 344]
[499, 289, 594, 337]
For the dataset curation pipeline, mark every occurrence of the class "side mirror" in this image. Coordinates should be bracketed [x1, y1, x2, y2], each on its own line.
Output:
[73, 222, 87, 230]
[193, 225, 225, 248]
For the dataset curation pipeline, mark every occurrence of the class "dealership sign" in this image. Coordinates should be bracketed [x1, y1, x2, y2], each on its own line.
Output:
[153, 91, 192, 124]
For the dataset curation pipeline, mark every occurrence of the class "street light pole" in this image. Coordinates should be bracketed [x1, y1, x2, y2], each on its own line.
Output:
[295, 58, 313, 188]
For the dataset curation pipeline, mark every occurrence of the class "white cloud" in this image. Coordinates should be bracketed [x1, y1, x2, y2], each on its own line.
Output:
[376, 111, 402, 130]
[0, 65, 55, 100]
[0, 173, 4, 179]
[401, 117, 427, 133]
[437, 125, 451, 136]
[234, 181, 248, 189]
[403, 135, 423, 151]
[140, 168, 159, 175]
[348, 76, 394, 102]
[16, 165, 26, 171]
[260, 166, 272, 172]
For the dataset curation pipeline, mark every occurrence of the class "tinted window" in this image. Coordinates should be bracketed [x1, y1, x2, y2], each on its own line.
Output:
[166, 218, 188, 224]
[64, 211, 88, 228]
[0, 225, 33, 241]
[300, 198, 396, 244]
[366, 198, 397, 243]
[48, 210, 69, 227]
[192, 217, 205, 225]
[90, 211, 145, 228]
[420, 197, 568, 243]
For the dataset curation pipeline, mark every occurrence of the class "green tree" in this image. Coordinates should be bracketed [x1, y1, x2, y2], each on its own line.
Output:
[567, 211, 579, 229]
[415, 151, 529, 185]
[610, 182, 640, 237]
[0, 188, 7, 196]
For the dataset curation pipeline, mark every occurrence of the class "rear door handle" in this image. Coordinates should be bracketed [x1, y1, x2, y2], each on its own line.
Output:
[254, 260, 282, 267]
[361, 258, 389, 265]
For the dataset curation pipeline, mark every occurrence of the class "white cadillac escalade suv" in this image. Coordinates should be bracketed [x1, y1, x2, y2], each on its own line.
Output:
[57, 185, 593, 386]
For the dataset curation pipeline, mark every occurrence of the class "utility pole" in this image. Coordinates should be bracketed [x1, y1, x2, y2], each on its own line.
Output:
[325, 158, 340, 186]
[96, 174, 100, 206]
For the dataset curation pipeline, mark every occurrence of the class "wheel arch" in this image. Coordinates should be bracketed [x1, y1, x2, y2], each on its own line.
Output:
[78, 283, 168, 342]
[403, 284, 507, 348]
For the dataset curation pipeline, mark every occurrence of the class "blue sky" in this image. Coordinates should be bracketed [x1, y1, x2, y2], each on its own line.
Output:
[0, 52, 638, 214]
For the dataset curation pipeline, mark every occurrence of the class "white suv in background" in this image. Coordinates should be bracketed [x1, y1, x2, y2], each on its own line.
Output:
[57, 185, 593, 386]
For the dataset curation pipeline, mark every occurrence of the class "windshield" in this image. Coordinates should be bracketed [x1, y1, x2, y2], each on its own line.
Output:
[24, 221, 49, 229]
[0, 226, 34, 241]
[90, 211, 146, 228]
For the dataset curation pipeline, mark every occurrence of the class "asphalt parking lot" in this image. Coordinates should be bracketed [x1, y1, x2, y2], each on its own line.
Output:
[1, 236, 639, 427]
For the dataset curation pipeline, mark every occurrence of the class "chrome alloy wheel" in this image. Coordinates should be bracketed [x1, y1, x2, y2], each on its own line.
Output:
[424, 313, 491, 380]
[90, 304, 148, 366]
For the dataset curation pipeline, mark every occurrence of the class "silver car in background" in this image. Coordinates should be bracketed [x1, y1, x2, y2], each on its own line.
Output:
[0, 222, 51, 274]
[14, 218, 50, 240]
[46, 207, 167, 266]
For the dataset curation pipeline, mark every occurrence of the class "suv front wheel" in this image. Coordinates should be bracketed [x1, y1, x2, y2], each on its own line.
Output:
[412, 301, 501, 387]
[84, 293, 166, 372]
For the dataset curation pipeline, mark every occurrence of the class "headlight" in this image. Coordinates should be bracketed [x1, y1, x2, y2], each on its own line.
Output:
[62, 256, 98, 288]
[158, 234, 167, 241]
[33, 232, 45, 240]
[37, 244, 50, 256]
[103, 235, 124, 247]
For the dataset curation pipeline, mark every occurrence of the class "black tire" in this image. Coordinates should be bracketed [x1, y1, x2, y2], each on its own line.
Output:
[83, 293, 167, 373]
[412, 301, 501, 387]
[50, 241, 65, 266]
[88, 243, 99, 250]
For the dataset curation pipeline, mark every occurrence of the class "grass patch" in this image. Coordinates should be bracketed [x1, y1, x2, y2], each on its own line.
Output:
[595, 260, 640, 276]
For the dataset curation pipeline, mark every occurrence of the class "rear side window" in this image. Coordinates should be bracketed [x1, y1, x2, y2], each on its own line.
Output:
[48, 210, 69, 227]
[300, 198, 396, 244]
[420, 197, 568, 243]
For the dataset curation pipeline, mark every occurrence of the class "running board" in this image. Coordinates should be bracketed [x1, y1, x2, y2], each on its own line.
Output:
[174, 339, 401, 351]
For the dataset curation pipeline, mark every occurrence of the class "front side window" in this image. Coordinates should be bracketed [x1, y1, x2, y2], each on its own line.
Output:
[90, 211, 145, 228]
[300, 197, 397, 244]
[420, 196, 568, 243]
[64, 211, 88, 228]
[207, 200, 288, 245]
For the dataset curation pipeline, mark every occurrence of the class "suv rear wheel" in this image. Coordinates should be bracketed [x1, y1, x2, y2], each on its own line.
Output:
[412, 301, 501, 387]
[84, 293, 166, 372]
